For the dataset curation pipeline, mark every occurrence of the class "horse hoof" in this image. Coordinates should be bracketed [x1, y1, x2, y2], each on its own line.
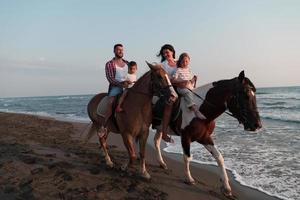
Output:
[141, 171, 151, 180]
[220, 186, 233, 198]
[106, 161, 114, 168]
[184, 179, 196, 185]
[159, 163, 168, 170]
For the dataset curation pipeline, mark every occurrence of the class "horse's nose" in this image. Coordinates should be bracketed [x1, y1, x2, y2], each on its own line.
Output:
[255, 121, 262, 130]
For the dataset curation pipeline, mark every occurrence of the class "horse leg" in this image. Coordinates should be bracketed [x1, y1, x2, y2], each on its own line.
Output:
[121, 133, 137, 170]
[97, 131, 113, 168]
[139, 131, 151, 179]
[154, 130, 168, 169]
[181, 134, 195, 184]
[204, 144, 232, 197]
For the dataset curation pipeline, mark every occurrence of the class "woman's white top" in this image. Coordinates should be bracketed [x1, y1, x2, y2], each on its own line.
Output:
[115, 63, 128, 82]
[126, 73, 137, 88]
[161, 60, 177, 79]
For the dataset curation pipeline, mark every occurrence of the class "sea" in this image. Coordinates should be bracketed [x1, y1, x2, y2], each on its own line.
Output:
[0, 86, 299, 200]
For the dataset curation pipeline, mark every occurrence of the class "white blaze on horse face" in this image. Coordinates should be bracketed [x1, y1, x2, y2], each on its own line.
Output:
[250, 90, 255, 97]
[165, 74, 178, 99]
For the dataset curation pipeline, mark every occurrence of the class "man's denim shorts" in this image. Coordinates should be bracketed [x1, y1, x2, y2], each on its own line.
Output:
[108, 86, 123, 97]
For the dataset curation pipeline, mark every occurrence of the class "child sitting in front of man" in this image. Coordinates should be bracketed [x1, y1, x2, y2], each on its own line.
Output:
[116, 61, 138, 112]
[172, 53, 206, 119]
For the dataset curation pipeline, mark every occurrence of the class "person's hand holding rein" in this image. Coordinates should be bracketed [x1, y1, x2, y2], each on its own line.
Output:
[121, 80, 131, 88]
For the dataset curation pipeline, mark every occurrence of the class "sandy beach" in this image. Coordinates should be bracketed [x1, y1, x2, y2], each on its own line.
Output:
[0, 112, 281, 200]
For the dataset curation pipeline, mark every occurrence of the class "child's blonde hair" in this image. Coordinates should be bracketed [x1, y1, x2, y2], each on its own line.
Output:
[177, 53, 190, 68]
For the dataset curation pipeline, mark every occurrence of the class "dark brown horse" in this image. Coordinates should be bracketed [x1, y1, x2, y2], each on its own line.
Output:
[86, 62, 177, 179]
[153, 71, 262, 196]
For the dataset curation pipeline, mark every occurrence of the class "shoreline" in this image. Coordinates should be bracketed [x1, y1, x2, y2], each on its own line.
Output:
[161, 144, 287, 200]
[147, 134, 283, 200]
[0, 112, 283, 200]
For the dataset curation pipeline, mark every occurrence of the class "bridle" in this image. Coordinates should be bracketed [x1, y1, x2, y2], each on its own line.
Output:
[187, 88, 236, 119]
[188, 84, 257, 125]
[226, 85, 259, 125]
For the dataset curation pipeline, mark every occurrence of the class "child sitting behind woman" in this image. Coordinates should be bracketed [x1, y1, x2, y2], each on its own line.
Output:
[116, 61, 138, 112]
[172, 53, 206, 119]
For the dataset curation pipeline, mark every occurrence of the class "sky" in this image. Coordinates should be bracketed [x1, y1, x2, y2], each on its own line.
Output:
[0, 0, 299, 97]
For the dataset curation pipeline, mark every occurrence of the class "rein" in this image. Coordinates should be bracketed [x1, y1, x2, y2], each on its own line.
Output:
[187, 88, 236, 119]
[129, 72, 173, 97]
[130, 84, 173, 97]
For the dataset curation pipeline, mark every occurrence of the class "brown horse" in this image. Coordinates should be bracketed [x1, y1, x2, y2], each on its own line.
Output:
[153, 71, 262, 196]
[86, 62, 177, 179]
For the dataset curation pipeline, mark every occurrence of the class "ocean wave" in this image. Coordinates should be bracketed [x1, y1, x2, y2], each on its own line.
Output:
[256, 92, 270, 95]
[261, 101, 286, 106]
[257, 96, 300, 101]
[163, 146, 289, 200]
[260, 115, 300, 124]
[0, 109, 52, 118]
[259, 105, 300, 110]
[0, 109, 89, 123]
[56, 96, 71, 100]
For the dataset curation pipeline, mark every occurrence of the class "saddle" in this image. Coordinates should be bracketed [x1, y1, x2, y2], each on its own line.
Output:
[96, 93, 122, 130]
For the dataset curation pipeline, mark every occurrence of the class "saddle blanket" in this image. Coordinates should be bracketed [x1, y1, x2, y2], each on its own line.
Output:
[96, 96, 109, 117]
[180, 83, 213, 129]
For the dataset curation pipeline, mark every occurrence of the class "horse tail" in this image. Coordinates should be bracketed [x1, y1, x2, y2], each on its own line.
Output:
[83, 93, 107, 143]
[87, 93, 107, 123]
[84, 122, 98, 143]
[79, 121, 92, 138]
[135, 135, 140, 143]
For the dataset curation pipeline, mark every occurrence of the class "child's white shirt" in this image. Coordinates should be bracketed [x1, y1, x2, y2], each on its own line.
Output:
[173, 67, 194, 89]
[126, 73, 137, 88]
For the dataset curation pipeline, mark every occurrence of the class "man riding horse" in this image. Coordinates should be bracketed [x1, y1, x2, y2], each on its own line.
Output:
[100, 44, 131, 137]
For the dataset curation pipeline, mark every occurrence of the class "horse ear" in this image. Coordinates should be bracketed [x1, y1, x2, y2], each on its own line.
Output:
[238, 70, 245, 82]
[146, 61, 161, 70]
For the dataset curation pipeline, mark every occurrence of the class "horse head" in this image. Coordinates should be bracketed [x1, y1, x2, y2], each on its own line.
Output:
[227, 71, 262, 131]
[146, 61, 178, 102]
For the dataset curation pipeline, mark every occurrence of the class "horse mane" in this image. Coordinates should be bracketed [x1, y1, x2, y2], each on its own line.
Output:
[244, 77, 256, 92]
[212, 78, 236, 90]
[213, 77, 256, 92]
[130, 71, 151, 93]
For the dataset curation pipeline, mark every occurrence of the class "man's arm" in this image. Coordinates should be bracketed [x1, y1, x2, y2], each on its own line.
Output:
[105, 61, 120, 86]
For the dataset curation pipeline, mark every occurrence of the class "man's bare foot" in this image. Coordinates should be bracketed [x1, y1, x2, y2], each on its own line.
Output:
[162, 134, 174, 143]
[116, 105, 123, 112]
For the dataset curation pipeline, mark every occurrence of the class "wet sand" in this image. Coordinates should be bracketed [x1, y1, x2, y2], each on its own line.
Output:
[0, 112, 281, 200]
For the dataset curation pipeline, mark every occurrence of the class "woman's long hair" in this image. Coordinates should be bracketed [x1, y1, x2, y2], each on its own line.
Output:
[157, 44, 176, 62]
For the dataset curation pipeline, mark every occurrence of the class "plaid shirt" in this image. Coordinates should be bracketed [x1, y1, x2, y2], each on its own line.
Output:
[105, 58, 128, 86]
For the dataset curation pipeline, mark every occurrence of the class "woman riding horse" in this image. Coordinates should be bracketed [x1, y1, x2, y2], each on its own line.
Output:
[153, 71, 262, 197]
[86, 62, 177, 179]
